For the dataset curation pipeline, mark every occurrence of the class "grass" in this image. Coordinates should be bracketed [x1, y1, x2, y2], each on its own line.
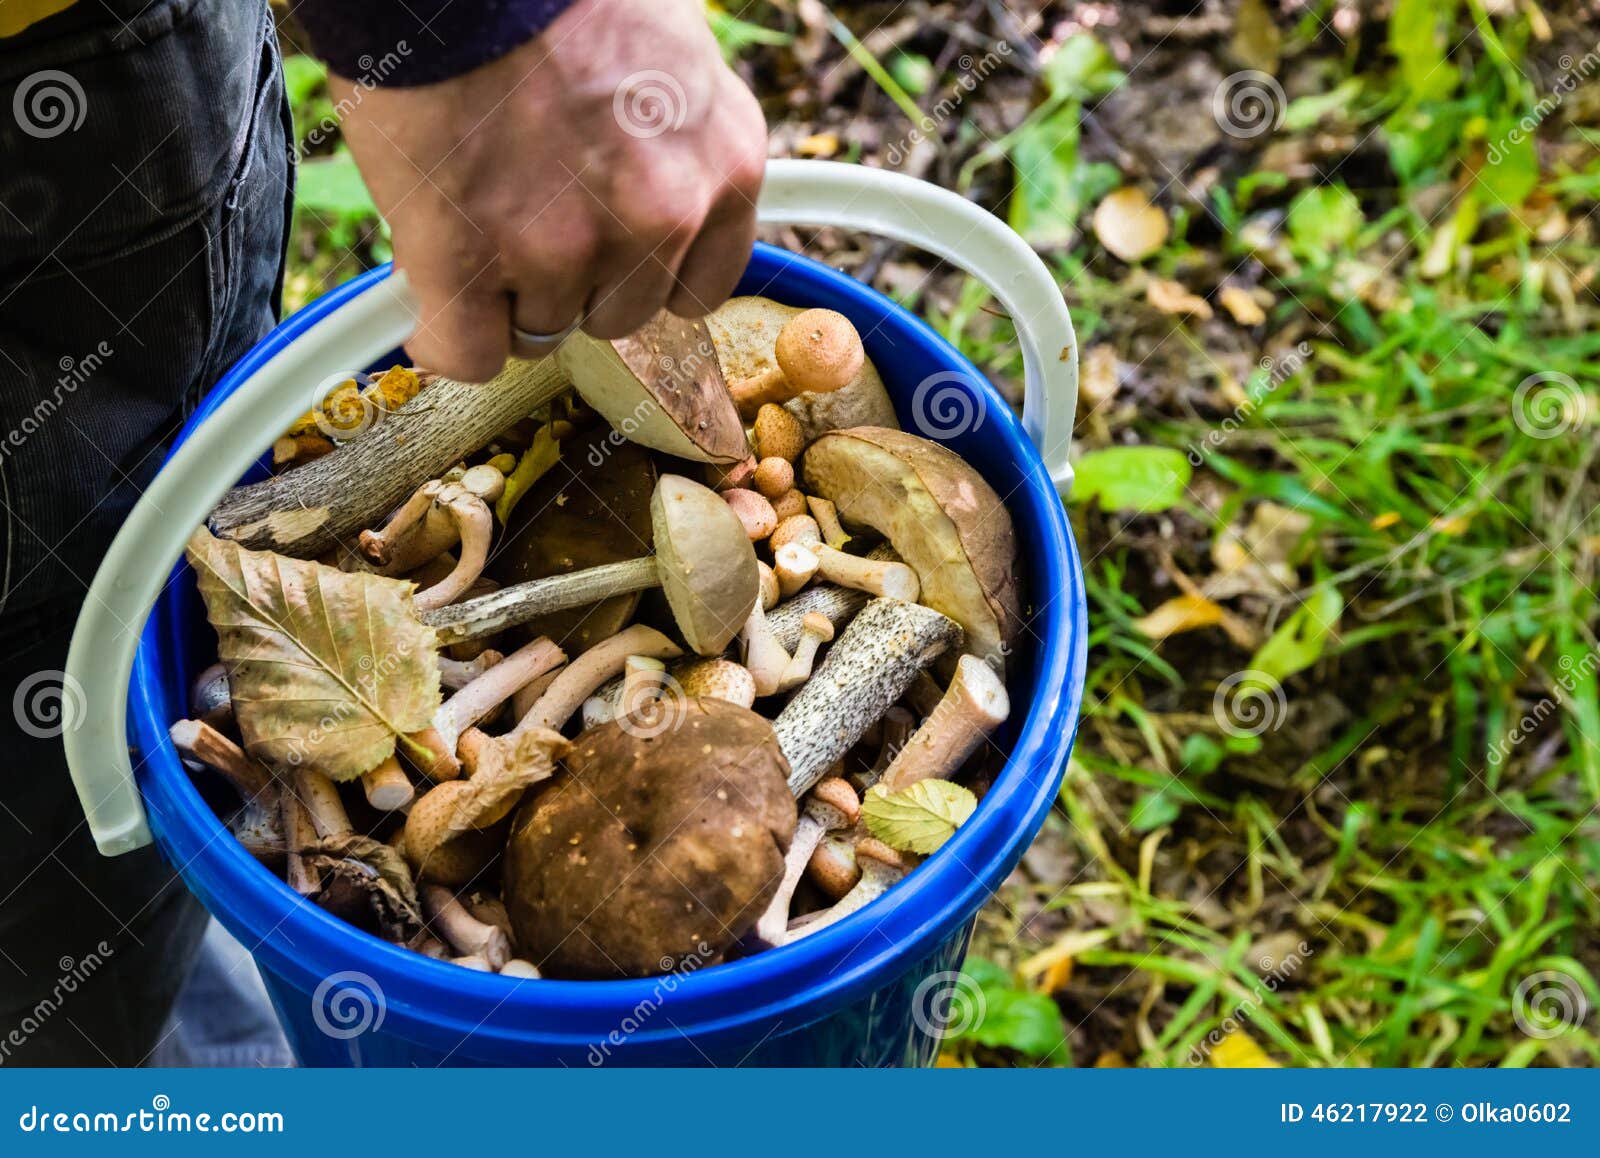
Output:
[276, 0, 1600, 1067]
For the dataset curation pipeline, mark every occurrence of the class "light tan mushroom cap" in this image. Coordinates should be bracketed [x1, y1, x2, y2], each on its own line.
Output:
[801, 427, 1021, 669]
[650, 474, 760, 655]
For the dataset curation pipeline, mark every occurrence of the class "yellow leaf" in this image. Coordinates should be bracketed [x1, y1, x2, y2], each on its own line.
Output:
[1094, 1050, 1129, 1068]
[1210, 1029, 1278, 1068]
[1147, 277, 1214, 320]
[1219, 284, 1267, 326]
[1040, 955, 1075, 994]
[1092, 188, 1169, 262]
[935, 1051, 966, 1067]
[1133, 594, 1226, 640]
[797, 132, 840, 158]
[1432, 513, 1472, 536]
[1370, 511, 1401, 530]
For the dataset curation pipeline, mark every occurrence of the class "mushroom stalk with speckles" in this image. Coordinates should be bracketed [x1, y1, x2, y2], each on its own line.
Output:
[773, 598, 963, 797]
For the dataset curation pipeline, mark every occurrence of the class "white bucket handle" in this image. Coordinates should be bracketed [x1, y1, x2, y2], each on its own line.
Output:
[63, 159, 1076, 855]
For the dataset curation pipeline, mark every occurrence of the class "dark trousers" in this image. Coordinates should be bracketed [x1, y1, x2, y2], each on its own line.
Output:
[0, 0, 291, 1064]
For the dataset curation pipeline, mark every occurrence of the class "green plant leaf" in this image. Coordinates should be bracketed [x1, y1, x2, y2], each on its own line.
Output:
[295, 152, 379, 220]
[1249, 582, 1344, 684]
[1130, 789, 1181, 832]
[862, 780, 977, 854]
[1041, 33, 1124, 100]
[1071, 446, 1192, 512]
[1287, 185, 1364, 258]
[948, 957, 1069, 1061]
[1480, 122, 1539, 206]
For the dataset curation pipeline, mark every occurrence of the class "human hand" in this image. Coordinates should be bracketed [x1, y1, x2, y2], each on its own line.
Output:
[333, 0, 767, 381]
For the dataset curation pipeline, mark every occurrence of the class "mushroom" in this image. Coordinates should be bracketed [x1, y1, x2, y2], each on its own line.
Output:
[753, 457, 795, 499]
[289, 768, 425, 939]
[503, 700, 797, 977]
[422, 884, 510, 969]
[583, 657, 757, 728]
[169, 718, 273, 799]
[770, 515, 919, 601]
[806, 496, 851, 550]
[189, 662, 233, 731]
[747, 777, 860, 949]
[807, 709, 912, 899]
[722, 487, 778, 541]
[772, 598, 963, 797]
[775, 612, 834, 692]
[740, 562, 791, 697]
[769, 489, 808, 522]
[420, 475, 758, 656]
[879, 655, 1010, 792]
[407, 637, 566, 779]
[556, 311, 748, 463]
[359, 465, 503, 577]
[802, 427, 1021, 670]
[621, 654, 668, 721]
[485, 430, 656, 657]
[210, 312, 740, 558]
[725, 309, 864, 418]
[772, 541, 819, 598]
[752, 403, 806, 462]
[786, 838, 911, 942]
[437, 649, 504, 691]
[360, 756, 415, 811]
[500, 959, 542, 979]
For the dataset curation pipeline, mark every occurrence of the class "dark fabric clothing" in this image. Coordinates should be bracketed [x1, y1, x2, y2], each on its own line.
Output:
[0, 0, 291, 1064]
[295, 0, 577, 85]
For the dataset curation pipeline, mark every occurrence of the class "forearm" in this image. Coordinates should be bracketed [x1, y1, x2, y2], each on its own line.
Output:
[295, 0, 577, 84]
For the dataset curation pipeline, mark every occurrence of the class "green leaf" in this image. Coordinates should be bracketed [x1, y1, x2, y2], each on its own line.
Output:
[1480, 122, 1539, 206]
[888, 52, 935, 96]
[1071, 446, 1192, 512]
[1130, 789, 1181, 832]
[1041, 33, 1124, 100]
[862, 780, 977, 854]
[705, 6, 792, 61]
[1181, 734, 1226, 774]
[1388, 0, 1460, 103]
[1286, 185, 1364, 258]
[296, 152, 379, 220]
[280, 55, 328, 109]
[1249, 582, 1344, 684]
[948, 957, 1069, 1061]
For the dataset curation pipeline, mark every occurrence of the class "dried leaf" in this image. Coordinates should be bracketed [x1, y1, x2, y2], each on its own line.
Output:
[862, 779, 977, 854]
[1209, 1028, 1279, 1068]
[1147, 277, 1214, 319]
[187, 528, 441, 781]
[1133, 594, 1227, 640]
[496, 423, 562, 525]
[1219, 284, 1267, 326]
[288, 365, 419, 439]
[1092, 187, 1169, 262]
[304, 834, 423, 940]
[450, 727, 568, 831]
[796, 132, 840, 158]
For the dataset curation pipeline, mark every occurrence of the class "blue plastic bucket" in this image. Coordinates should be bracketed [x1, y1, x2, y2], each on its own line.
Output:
[124, 237, 1087, 1066]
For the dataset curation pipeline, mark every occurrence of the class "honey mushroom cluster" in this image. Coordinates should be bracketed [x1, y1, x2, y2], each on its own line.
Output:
[171, 297, 1020, 980]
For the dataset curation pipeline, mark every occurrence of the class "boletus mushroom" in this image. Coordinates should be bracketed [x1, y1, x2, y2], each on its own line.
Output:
[504, 699, 796, 978]
[420, 474, 758, 656]
[802, 427, 1021, 670]
[725, 309, 864, 419]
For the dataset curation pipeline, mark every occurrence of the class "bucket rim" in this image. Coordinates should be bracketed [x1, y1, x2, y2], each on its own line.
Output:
[131, 247, 1088, 1050]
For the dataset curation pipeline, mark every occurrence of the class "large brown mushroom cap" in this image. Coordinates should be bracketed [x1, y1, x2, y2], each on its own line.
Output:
[503, 699, 797, 978]
[801, 427, 1021, 668]
[557, 312, 747, 463]
[650, 474, 759, 655]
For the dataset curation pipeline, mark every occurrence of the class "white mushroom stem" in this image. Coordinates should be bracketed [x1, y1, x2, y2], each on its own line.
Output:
[500, 959, 542, 978]
[786, 839, 909, 943]
[776, 612, 835, 693]
[437, 649, 504, 691]
[881, 655, 1011, 793]
[423, 884, 511, 969]
[585, 658, 756, 727]
[749, 778, 859, 948]
[807, 495, 852, 549]
[773, 598, 963, 797]
[451, 955, 494, 971]
[359, 481, 445, 568]
[169, 718, 273, 798]
[360, 756, 414, 811]
[756, 559, 780, 611]
[622, 655, 668, 719]
[436, 636, 566, 752]
[510, 666, 564, 724]
[459, 627, 681, 771]
[773, 541, 819, 598]
[412, 483, 495, 612]
[741, 599, 791, 698]
[772, 518, 915, 600]
[767, 583, 870, 650]
[293, 768, 351, 838]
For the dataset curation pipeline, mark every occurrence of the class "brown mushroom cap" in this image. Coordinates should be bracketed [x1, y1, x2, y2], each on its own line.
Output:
[775, 309, 865, 395]
[801, 427, 1021, 669]
[556, 312, 747, 464]
[487, 428, 656, 655]
[651, 474, 760, 655]
[504, 699, 797, 977]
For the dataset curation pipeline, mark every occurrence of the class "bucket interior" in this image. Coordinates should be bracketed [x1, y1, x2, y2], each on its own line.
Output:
[129, 244, 1088, 1061]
